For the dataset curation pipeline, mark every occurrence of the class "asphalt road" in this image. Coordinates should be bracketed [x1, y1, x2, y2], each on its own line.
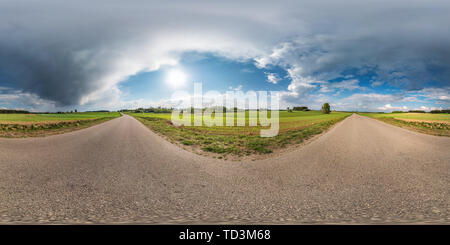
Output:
[0, 114, 448, 224]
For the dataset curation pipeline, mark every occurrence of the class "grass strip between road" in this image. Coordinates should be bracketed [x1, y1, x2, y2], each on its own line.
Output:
[131, 111, 351, 159]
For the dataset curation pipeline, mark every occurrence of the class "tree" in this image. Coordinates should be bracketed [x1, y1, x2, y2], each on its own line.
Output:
[431, 109, 450, 114]
[321, 103, 331, 114]
[293, 106, 309, 111]
[74, 109, 77, 113]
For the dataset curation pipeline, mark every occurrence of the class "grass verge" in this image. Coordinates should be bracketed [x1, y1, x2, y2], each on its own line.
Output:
[0, 112, 121, 137]
[359, 112, 450, 136]
[131, 111, 350, 159]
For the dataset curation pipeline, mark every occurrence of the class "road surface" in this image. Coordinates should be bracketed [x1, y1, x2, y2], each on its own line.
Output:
[0, 114, 448, 224]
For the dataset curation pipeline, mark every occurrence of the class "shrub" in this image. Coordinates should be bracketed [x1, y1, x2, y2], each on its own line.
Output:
[0, 109, 30, 114]
[321, 103, 331, 114]
[293, 106, 309, 111]
[430, 109, 450, 114]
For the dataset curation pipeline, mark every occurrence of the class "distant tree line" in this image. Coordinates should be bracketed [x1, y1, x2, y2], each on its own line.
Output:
[286, 106, 310, 112]
[130, 107, 173, 113]
[0, 109, 80, 114]
[293, 106, 310, 111]
[85, 110, 108, 113]
[286, 104, 332, 114]
[0, 109, 30, 114]
[55, 109, 81, 114]
[392, 109, 449, 114]
[125, 106, 284, 114]
[430, 109, 450, 114]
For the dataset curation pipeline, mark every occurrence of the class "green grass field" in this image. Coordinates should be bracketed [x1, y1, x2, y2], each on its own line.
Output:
[0, 112, 121, 123]
[358, 112, 450, 122]
[0, 112, 121, 137]
[130, 110, 351, 158]
[359, 112, 450, 136]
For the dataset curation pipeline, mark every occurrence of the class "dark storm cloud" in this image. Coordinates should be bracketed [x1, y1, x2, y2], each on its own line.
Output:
[0, 0, 449, 107]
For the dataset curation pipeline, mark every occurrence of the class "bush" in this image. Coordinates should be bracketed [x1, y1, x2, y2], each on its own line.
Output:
[293, 106, 309, 111]
[430, 109, 450, 114]
[321, 103, 331, 114]
[134, 107, 172, 113]
[0, 109, 30, 114]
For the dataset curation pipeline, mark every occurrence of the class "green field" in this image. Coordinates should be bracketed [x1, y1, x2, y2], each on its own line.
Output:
[129, 110, 351, 158]
[358, 112, 450, 121]
[0, 112, 121, 137]
[359, 112, 450, 136]
[0, 112, 121, 123]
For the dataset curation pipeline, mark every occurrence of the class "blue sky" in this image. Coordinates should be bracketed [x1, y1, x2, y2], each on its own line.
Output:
[0, 0, 449, 112]
[115, 52, 448, 112]
[120, 53, 289, 102]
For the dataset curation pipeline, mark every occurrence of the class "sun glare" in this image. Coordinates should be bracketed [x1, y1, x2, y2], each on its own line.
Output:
[166, 69, 187, 88]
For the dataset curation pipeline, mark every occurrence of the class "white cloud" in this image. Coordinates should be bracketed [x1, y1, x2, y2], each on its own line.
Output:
[319, 79, 362, 93]
[266, 73, 281, 84]
[228, 85, 243, 91]
[0, 89, 57, 112]
[255, 42, 293, 69]
[410, 105, 443, 111]
[401, 96, 420, 102]
[330, 93, 404, 111]
[377, 104, 408, 111]
[417, 87, 450, 105]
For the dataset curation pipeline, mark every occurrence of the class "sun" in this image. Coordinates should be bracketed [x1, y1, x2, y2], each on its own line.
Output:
[166, 69, 187, 88]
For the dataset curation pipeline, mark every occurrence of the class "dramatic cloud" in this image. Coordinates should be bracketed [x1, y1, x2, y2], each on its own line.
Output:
[0, 0, 449, 110]
[418, 87, 450, 104]
[0, 88, 57, 111]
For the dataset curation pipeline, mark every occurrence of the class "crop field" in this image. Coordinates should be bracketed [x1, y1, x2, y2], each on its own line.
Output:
[0, 112, 121, 137]
[359, 112, 450, 136]
[0, 112, 120, 123]
[129, 111, 351, 159]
